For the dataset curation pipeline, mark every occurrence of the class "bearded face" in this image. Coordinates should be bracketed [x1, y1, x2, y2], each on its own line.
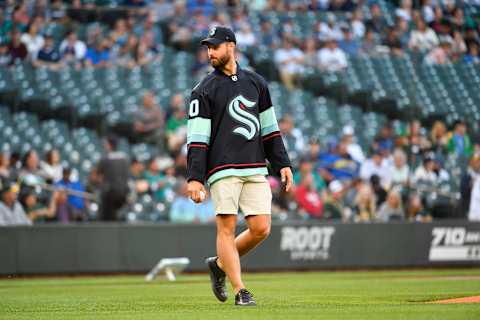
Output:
[207, 43, 232, 68]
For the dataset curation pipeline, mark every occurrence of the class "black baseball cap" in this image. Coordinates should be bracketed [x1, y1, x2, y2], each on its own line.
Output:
[201, 26, 236, 46]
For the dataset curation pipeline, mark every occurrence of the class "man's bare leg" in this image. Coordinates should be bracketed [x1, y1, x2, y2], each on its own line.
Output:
[216, 215, 271, 280]
[216, 214, 245, 294]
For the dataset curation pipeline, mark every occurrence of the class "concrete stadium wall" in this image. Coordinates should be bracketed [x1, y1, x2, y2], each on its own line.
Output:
[1, 221, 480, 275]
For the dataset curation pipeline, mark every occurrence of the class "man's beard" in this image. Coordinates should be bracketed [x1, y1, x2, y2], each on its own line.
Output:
[210, 54, 230, 69]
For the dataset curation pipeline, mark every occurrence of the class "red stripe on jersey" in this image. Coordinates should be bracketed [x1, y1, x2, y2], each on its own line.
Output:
[188, 144, 208, 149]
[262, 132, 281, 142]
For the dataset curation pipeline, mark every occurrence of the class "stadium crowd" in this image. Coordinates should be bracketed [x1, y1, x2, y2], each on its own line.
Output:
[1, 0, 480, 225]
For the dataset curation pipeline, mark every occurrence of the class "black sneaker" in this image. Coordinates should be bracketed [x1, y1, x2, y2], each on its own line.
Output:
[235, 288, 256, 306]
[205, 256, 227, 302]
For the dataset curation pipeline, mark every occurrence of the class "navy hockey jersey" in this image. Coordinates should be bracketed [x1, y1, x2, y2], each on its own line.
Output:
[186, 65, 291, 186]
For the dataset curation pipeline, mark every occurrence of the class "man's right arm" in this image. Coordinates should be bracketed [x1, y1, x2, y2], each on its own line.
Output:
[186, 89, 211, 202]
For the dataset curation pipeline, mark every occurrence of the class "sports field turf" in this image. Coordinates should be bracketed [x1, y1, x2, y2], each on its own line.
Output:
[1, 269, 479, 320]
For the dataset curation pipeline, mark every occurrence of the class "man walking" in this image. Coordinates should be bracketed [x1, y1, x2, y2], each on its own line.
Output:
[186, 26, 293, 306]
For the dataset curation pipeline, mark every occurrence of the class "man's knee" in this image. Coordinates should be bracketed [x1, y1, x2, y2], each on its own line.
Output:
[251, 223, 270, 240]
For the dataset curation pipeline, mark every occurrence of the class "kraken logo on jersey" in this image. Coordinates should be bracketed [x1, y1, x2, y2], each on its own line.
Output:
[228, 95, 259, 140]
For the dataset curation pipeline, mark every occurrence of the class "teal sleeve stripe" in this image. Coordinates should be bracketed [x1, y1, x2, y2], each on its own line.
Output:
[261, 124, 280, 137]
[187, 117, 211, 137]
[259, 107, 279, 134]
[187, 134, 210, 145]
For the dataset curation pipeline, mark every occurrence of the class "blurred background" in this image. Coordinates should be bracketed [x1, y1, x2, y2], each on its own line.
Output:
[0, 0, 480, 227]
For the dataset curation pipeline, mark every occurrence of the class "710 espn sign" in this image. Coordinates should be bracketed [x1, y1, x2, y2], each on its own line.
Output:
[429, 227, 480, 261]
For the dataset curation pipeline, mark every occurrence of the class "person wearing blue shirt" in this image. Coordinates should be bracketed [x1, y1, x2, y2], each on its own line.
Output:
[55, 168, 86, 216]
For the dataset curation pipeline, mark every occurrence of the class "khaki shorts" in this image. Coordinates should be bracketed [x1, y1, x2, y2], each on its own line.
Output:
[209, 175, 272, 216]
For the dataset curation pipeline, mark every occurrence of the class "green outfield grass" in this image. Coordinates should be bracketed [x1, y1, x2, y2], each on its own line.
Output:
[1, 269, 480, 320]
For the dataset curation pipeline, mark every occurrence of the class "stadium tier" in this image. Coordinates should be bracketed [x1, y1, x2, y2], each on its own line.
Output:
[0, 0, 480, 224]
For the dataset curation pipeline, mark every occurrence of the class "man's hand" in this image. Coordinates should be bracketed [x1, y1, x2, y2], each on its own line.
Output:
[280, 167, 293, 192]
[187, 180, 207, 203]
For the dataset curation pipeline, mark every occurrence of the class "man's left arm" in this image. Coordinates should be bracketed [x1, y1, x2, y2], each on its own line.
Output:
[258, 79, 293, 191]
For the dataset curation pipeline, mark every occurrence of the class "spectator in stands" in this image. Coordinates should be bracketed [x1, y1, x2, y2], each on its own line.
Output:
[110, 19, 130, 49]
[19, 189, 56, 223]
[129, 158, 149, 198]
[338, 25, 360, 56]
[322, 180, 347, 220]
[413, 156, 449, 185]
[112, 34, 137, 68]
[302, 138, 322, 163]
[448, 120, 473, 158]
[12, 3, 29, 33]
[9, 29, 28, 63]
[169, 179, 215, 223]
[133, 91, 164, 147]
[317, 13, 342, 42]
[144, 157, 169, 203]
[0, 181, 31, 226]
[39, 149, 62, 183]
[274, 39, 304, 90]
[0, 152, 12, 181]
[303, 38, 318, 69]
[361, 28, 380, 56]
[451, 30, 467, 61]
[317, 37, 348, 72]
[461, 154, 480, 220]
[235, 23, 256, 50]
[464, 42, 479, 64]
[408, 19, 439, 52]
[360, 148, 390, 188]
[55, 168, 87, 221]
[384, 26, 404, 56]
[342, 125, 365, 163]
[421, 0, 435, 24]
[0, 39, 11, 66]
[406, 192, 431, 222]
[97, 136, 130, 221]
[293, 159, 326, 192]
[425, 37, 452, 65]
[259, 19, 279, 48]
[352, 183, 376, 222]
[370, 174, 387, 207]
[33, 34, 63, 70]
[430, 121, 449, 156]
[165, 105, 187, 153]
[389, 148, 410, 188]
[400, 120, 431, 156]
[85, 38, 111, 68]
[192, 47, 211, 80]
[59, 30, 87, 68]
[134, 12, 162, 44]
[350, 9, 365, 39]
[295, 173, 323, 219]
[318, 139, 360, 182]
[279, 115, 305, 161]
[133, 41, 158, 67]
[19, 150, 44, 188]
[377, 189, 405, 221]
[366, 3, 387, 35]
[395, 0, 412, 22]
[20, 22, 44, 60]
[149, 0, 176, 22]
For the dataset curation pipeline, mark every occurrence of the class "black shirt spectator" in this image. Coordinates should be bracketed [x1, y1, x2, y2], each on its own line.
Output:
[97, 136, 130, 221]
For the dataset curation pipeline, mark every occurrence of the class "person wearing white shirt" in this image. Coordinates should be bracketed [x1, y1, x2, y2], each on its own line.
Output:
[20, 23, 44, 59]
[388, 149, 410, 188]
[0, 182, 32, 226]
[342, 125, 365, 163]
[413, 158, 449, 185]
[408, 19, 438, 52]
[317, 38, 348, 72]
[235, 23, 256, 50]
[60, 30, 87, 63]
[360, 150, 390, 188]
[274, 39, 304, 90]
